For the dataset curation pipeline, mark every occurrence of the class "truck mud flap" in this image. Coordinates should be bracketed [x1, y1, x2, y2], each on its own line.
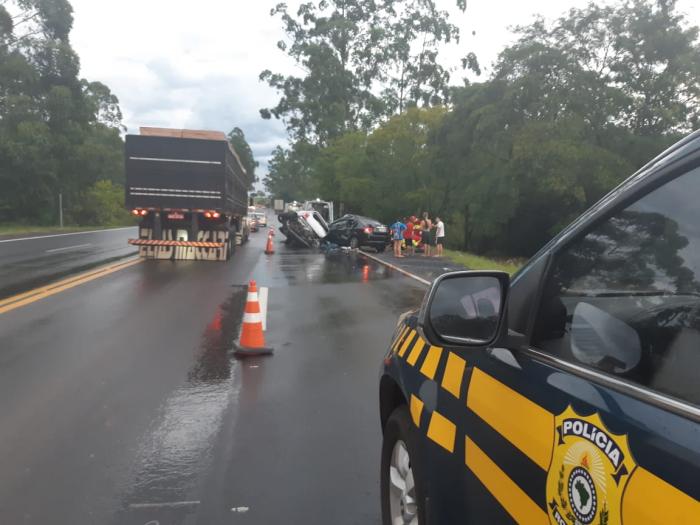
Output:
[129, 237, 226, 261]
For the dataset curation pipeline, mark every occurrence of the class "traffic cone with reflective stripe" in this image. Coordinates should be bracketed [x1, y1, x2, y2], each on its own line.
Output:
[265, 229, 275, 255]
[233, 280, 273, 356]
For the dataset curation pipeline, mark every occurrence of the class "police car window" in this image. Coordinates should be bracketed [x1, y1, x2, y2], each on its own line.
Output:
[533, 167, 700, 406]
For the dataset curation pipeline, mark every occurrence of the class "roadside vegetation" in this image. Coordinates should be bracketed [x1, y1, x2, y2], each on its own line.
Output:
[0, 1, 257, 230]
[262, 0, 700, 259]
[0, 223, 129, 236]
[444, 250, 524, 276]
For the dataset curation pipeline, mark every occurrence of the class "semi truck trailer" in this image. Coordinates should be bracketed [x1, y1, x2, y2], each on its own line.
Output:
[125, 127, 252, 261]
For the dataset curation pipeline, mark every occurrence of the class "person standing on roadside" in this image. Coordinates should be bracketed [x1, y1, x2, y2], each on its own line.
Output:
[390, 218, 407, 258]
[420, 212, 432, 256]
[435, 216, 445, 257]
[412, 217, 422, 251]
[403, 216, 415, 256]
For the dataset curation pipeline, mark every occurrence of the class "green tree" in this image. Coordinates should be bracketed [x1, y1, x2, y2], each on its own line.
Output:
[264, 141, 319, 201]
[0, 0, 126, 225]
[228, 127, 258, 187]
[71, 179, 133, 226]
[260, 0, 468, 146]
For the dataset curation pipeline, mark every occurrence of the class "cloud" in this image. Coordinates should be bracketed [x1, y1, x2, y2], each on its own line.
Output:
[69, 0, 700, 191]
[70, 0, 295, 179]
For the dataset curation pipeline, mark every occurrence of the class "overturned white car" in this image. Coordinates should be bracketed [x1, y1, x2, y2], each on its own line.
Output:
[277, 210, 329, 248]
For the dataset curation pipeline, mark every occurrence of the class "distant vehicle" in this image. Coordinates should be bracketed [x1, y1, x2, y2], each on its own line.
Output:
[125, 127, 252, 261]
[274, 199, 285, 212]
[249, 216, 259, 232]
[379, 131, 700, 525]
[303, 199, 334, 223]
[253, 212, 267, 227]
[326, 214, 390, 251]
[285, 201, 302, 212]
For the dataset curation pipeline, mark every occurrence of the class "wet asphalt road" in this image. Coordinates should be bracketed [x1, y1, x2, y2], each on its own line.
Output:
[0, 221, 426, 524]
[0, 227, 138, 299]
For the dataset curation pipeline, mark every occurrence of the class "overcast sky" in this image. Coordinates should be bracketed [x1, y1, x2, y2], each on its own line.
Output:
[70, 0, 700, 180]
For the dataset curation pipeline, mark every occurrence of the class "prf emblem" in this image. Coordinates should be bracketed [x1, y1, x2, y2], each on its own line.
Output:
[546, 406, 637, 525]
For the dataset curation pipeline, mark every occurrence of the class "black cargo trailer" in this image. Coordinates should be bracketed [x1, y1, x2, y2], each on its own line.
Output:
[125, 128, 253, 261]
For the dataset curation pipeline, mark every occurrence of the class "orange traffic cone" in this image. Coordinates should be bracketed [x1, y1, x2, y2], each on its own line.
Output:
[265, 230, 275, 255]
[233, 280, 273, 356]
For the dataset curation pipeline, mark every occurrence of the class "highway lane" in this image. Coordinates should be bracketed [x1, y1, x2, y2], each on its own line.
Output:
[0, 227, 138, 299]
[0, 223, 426, 524]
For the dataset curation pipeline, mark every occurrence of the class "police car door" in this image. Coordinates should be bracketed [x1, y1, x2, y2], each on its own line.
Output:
[423, 162, 700, 524]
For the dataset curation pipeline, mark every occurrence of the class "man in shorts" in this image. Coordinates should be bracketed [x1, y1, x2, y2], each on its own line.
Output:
[403, 216, 415, 256]
[420, 212, 432, 256]
[435, 216, 445, 257]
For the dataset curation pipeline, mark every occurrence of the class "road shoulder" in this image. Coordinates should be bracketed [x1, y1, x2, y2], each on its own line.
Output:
[358, 249, 467, 284]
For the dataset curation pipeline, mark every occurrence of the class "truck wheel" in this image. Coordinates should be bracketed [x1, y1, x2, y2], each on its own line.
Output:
[381, 405, 427, 525]
[350, 236, 359, 250]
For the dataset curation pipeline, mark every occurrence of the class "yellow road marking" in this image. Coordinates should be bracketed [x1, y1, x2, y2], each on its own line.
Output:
[623, 467, 700, 523]
[467, 368, 553, 470]
[466, 437, 548, 525]
[426, 410, 456, 453]
[441, 352, 466, 398]
[410, 395, 424, 427]
[419, 345, 442, 380]
[0, 258, 143, 315]
[398, 330, 416, 357]
[406, 340, 425, 366]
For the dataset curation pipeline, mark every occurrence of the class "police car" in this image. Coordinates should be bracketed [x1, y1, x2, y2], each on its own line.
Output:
[379, 131, 700, 524]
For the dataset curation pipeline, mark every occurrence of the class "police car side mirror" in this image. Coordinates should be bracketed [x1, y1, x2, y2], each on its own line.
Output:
[418, 271, 510, 347]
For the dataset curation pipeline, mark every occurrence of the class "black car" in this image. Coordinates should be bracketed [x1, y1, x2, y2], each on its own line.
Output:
[326, 214, 391, 251]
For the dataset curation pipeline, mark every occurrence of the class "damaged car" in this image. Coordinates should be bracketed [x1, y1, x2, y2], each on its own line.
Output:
[277, 210, 329, 248]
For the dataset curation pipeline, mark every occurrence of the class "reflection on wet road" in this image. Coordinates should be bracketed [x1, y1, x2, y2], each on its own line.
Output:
[115, 290, 246, 524]
[0, 229, 426, 524]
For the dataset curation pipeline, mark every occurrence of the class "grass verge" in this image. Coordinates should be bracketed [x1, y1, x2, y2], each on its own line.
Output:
[0, 224, 133, 236]
[444, 249, 524, 275]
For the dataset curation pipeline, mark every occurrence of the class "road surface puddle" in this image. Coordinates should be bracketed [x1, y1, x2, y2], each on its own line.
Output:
[114, 287, 247, 524]
[275, 250, 392, 285]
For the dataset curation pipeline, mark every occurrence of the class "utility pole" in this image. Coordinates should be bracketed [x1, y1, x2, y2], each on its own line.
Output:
[59, 193, 64, 228]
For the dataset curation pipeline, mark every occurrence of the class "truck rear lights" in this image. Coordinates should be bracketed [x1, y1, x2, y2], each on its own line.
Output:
[204, 211, 221, 219]
[132, 209, 148, 216]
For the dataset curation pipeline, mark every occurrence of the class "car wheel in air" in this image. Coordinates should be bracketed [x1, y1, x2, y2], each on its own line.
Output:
[350, 236, 359, 249]
[381, 405, 426, 525]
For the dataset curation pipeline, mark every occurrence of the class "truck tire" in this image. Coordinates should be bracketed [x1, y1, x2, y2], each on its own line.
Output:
[381, 405, 427, 525]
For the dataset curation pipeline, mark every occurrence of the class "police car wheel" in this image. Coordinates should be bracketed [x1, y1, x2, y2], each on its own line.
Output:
[381, 406, 426, 525]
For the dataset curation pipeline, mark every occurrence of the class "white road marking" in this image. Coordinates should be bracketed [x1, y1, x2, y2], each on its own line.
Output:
[0, 226, 136, 243]
[45, 243, 92, 253]
[358, 250, 431, 286]
[258, 286, 269, 331]
[128, 501, 200, 509]
[231, 507, 250, 513]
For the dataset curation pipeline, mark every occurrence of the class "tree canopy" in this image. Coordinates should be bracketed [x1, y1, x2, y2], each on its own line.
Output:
[264, 0, 700, 257]
[228, 126, 258, 187]
[0, 0, 125, 224]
